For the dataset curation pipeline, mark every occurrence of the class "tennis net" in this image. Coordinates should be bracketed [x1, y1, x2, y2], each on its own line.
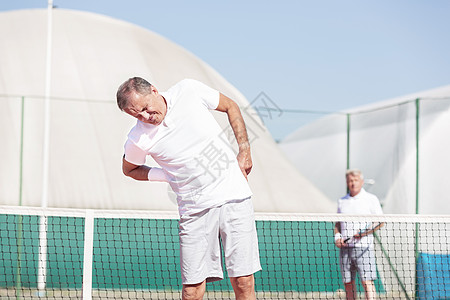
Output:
[1, 206, 449, 299]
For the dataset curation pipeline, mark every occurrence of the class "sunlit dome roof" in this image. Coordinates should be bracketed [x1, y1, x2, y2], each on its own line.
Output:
[0, 9, 334, 213]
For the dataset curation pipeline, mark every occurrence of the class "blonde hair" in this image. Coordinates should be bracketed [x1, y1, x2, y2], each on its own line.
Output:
[345, 169, 364, 180]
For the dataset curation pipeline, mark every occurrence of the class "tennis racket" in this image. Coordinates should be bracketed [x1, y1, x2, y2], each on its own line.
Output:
[344, 222, 383, 244]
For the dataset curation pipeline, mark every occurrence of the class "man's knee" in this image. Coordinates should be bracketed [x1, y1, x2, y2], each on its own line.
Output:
[182, 281, 206, 300]
[362, 280, 376, 292]
[230, 275, 255, 295]
[343, 280, 357, 300]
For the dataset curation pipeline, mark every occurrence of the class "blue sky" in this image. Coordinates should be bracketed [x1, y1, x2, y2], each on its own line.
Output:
[2, 1, 450, 139]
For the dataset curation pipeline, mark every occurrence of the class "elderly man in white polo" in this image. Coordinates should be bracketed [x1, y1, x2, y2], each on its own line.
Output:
[116, 77, 261, 300]
[334, 169, 384, 300]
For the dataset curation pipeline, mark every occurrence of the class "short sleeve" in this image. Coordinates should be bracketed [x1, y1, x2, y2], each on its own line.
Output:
[371, 196, 384, 215]
[187, 79, 220, 110]
[337, 199, 342, 213]
[124, 139, 147, 166]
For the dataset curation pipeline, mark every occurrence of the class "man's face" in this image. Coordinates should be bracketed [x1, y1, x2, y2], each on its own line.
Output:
[124, 89, 167, 126]
[346, 174, 364, 197]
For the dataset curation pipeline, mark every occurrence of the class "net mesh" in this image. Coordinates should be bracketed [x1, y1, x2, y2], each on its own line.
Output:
[1, 207, 449, 299]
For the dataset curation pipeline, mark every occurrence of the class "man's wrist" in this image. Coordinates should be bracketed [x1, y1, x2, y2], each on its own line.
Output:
[238, 141, 250, 151]
[334, 233, 342, 242]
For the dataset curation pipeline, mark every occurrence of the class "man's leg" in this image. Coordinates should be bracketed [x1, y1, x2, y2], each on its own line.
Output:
[230, 274, 256, 300]
[340, 247, 356, 300]
[344, 280, 357, 300]
[357, 246, 377, 300]
[362, 280, 376, 300]
[179, 209, 222, 300]
[182, 280, 206, 300]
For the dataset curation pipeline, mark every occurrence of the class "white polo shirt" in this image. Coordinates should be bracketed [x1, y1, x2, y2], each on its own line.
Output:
[124, 79, 252, 216]
[337, 188, 383, 248]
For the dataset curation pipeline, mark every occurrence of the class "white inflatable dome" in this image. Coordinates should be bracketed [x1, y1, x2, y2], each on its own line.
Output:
[0, 9, 334, 213]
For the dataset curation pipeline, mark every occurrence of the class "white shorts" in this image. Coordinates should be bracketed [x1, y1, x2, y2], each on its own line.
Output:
[178, 198, 261, 285]
[339, 246, 377, 283]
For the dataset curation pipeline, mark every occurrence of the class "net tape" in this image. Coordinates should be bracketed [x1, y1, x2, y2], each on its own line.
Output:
[1, 206, 449, 299]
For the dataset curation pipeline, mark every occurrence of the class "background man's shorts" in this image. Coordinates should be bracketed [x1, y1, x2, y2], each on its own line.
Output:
[339, 246, 377, 283]
[178, 198, 261, 285]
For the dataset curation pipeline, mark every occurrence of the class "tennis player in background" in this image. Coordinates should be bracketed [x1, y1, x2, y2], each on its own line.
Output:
[116, 77, 261, 300]
[334, 169, 384, 300]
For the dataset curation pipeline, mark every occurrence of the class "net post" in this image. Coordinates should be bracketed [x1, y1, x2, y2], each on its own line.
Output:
[38, 0, 54, 294]
[15, 215, 23, 300]
[37, 216, 48, 296]
[82, 209, 95, 300]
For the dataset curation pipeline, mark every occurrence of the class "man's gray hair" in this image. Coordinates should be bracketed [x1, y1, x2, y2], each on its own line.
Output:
[346, 169, 364, 180]
[116, 77, 153, 111]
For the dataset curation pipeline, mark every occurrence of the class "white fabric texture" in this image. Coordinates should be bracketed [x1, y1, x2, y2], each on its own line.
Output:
[337, 188, 383, 248]
[147, 167, 169, 182]
[178, 198, 261, 284]
[124, 79, 252, 216]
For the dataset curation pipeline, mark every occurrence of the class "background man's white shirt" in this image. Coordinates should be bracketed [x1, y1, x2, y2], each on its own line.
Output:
[337, 188, 383, 248]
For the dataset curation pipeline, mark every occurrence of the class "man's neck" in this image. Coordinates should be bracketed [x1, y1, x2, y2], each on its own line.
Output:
[349, 188, 364, 197]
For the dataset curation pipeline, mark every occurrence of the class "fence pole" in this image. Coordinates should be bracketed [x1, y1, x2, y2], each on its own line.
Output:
[346, 113, 351, 194]
[414, 98, 420, 299]
[346, 113, 350, 170]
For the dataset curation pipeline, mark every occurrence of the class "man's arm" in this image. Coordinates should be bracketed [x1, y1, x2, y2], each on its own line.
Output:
[122, 156, 151, 181]
[334, 222, 345, 248]
[354, 199, 385, 239]
[354, 222, 385, 239]
[122, 156, 169, 182]
[215, 93, 252, 179]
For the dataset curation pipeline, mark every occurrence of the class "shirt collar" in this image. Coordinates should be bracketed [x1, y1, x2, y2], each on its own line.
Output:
[347, 188, 366, 199]
[159, 91, 173, 128]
